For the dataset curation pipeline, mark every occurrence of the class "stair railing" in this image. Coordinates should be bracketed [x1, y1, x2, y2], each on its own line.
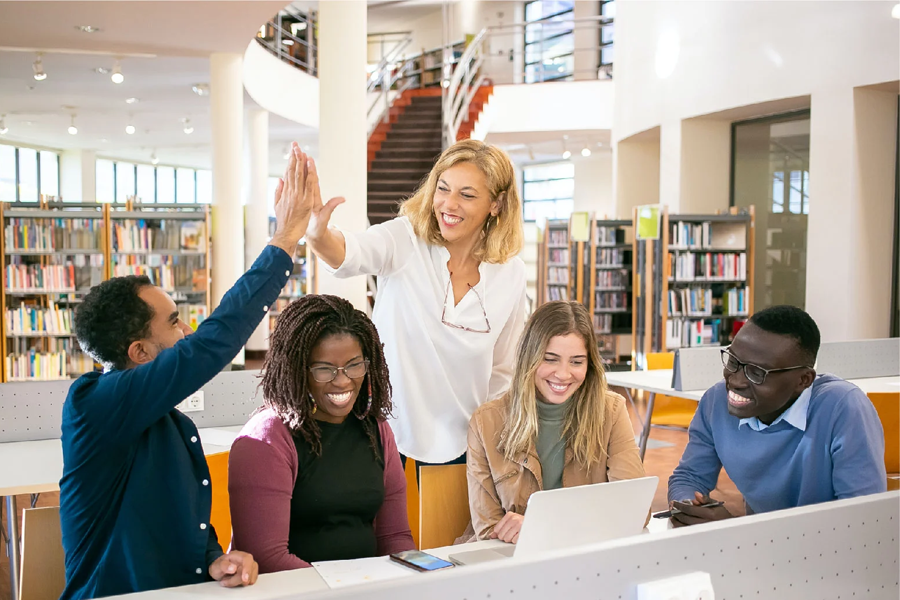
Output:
[367, 34, 417, 137]
[442, 28, 488, 148]
[255, 6, 317, 76]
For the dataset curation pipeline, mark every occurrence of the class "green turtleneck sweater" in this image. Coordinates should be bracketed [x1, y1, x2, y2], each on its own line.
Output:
[535, 399, 568, 490]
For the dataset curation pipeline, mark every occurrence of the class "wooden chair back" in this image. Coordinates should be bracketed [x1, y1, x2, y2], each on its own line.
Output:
[647, 352, 696, 428]
[206, 451, 232, 547]
[868, 392, 899, 473]
[19, 507, 65, 600]
[418, 464, 469, 550]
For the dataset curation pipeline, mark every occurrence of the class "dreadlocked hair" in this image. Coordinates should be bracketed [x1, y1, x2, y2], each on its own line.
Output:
[260, 294, 393, 462]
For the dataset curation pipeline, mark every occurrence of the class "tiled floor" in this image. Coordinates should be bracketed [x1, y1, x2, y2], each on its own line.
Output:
[0, 388, 742, 600]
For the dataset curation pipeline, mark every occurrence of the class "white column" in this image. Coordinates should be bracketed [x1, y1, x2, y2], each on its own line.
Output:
[245, 109, 270, 352]
[658, 120, 682, 212]
[573, 151, 614, 217]
[806, 87, 897, 341]
[210, 52, 245, 364]
[59, 149, 95, 202]
[316, 1, 367, 309]
[679, 119, 731, 214]
[613, 132, 660, 219]
[573, 0, 599, 81]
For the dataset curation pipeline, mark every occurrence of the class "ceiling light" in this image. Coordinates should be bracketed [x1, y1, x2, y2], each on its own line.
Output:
[290, 22, 307, 35]
[191, 84, 209, 97]
[282, 39, 295, 46]
[126, 124, 135, 135]
[581, 146, 592, 157]
[94, 67, 110, 75]
[182, 118, 193, 134]
[151, 152, 159, 165]
[893, 3, 900, 18]
[562, 150, 571, 160]
[441, 79, 450, 88]
[125, 97, 138, 104]
[68, 115, 78, 135]
[76, 25, 101, 33]
[0, 115, 7, 135]
[111, 60, 124, 84]
[33, 53, 47, 81]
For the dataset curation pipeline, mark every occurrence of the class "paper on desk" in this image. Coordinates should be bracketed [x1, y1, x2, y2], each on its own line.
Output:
[312, 556, 416, 589]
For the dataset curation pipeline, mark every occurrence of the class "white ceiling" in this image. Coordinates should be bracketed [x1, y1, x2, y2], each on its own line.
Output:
[0, 1, 317, 176]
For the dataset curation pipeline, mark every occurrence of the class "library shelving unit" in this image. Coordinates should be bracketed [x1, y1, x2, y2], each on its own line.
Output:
[537, 219, 573, 305]
[268, 241, 314, 332]
[632, 206, 755, 370]
[587, 218, 634, 366]
[0, 200, 109, 381]
[391, 41, 466, 89]
[108, 202, 211, 332]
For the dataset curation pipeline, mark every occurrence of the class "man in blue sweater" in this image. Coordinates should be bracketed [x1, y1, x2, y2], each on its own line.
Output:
[668, 305, 886, 526]
[59, 143, 318, 599]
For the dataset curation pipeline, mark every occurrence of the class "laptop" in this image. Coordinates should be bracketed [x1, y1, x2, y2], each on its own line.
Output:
[448, 476, 659, 565]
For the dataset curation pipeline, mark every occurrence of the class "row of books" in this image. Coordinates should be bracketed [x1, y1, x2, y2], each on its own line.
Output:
[547, 267, 569, 285]
[668, 288, 713, 317]
[596, 248, 626, 267]
[546, 286, 568, 301]
[666, 318, 724, 349]
[112, 257, 206, 291]
[281, 279, 305, 297]
[177, 304, 209, 331]
[595, 226, 621, 246]
[594, 314, 613, 334]
[547, 229, 568, 246]
[548, 249, 569, 264]
[670, 221, 712, 249]
[4, 218, 103, 251]
[595, 291, 629, 310]
[5, 349, 68, 381]
[669, 252, 747, 282]
[5, 264, 77, 292]
[5, 304, 75, 336]
[595, 269, 629, 289]
[110, 264, 177, 291]
[112, 220, 207, 252]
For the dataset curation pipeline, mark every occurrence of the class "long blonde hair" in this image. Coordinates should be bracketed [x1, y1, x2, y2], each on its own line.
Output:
[398, 139, 523, 264]
[499, 301, 610, 469]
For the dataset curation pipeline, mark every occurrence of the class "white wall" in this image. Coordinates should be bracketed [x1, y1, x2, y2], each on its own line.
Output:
[243, 39, 319, 128]
[573, 151, 614, 217]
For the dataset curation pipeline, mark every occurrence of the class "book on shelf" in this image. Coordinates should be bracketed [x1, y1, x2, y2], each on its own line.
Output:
[668, 288, 713, 317]
[595, 225, 620, 246]
[5, 263, 76, 292]
[179, 221, 206, 251]
[4, 218, 103, 252]
[548, 248, 570, 264]
[5, 348, 68, 381]
[6, 304, 74, 336]
[595, 269, 629, 289]
[546, 286, 568, 301]
[595, 291, 629, 311]
[548, 229, 569, 246]
[596, 247, 625, 267]
[177, 304, 208, 331]
[670, 221, 712, 249]
[547, 267, 569, 285]
[669, 252, 747, 281]
[722, 287, 749, 316]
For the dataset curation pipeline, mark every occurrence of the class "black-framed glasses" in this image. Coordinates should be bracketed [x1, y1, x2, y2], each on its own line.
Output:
[720, 348, 811, 386]
[441, 275, 491, 334]
[309, 359, 369, 383]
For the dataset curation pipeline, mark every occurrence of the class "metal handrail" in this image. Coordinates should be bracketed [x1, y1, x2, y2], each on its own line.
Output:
[255, 8, 317, 76]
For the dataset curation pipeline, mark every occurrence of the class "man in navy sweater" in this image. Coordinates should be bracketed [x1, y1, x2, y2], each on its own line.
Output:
[59, 143, 319, 599]
[668, 305, 886, 526]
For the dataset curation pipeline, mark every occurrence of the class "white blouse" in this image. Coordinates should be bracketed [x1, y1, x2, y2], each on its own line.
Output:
[328, 217, 527, 462]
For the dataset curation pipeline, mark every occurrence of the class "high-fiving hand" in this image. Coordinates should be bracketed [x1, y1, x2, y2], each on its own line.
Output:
[269, 142, 318, 256]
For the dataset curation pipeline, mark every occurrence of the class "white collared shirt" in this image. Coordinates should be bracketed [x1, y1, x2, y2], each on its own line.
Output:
[738, 385, 812, 432]
[327, 217, 528, 462]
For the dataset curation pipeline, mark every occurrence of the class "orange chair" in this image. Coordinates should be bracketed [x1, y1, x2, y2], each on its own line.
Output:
[206, 452, 232, 548]
[404, 458, 420, 549]
[647, 352, 697, 429]
[867, 392, 899, 475]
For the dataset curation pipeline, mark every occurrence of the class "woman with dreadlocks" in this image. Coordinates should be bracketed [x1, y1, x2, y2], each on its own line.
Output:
[227, 295, 414, 573]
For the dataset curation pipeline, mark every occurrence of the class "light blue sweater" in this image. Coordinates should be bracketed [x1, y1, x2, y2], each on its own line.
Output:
[668, 374, 887, 514]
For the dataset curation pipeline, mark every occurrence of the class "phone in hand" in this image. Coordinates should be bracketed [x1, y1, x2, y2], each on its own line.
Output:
[390, 550, 455, 572]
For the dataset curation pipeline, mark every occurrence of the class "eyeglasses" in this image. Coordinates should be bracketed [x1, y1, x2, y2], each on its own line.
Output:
[309, 359, 369, 383]
[720, 348, 811, 386]
[441, 275, 491, 334]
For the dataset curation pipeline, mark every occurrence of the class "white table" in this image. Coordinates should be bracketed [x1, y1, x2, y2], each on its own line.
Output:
[605, 369, 900, 460]
[0, 426, 242, 600]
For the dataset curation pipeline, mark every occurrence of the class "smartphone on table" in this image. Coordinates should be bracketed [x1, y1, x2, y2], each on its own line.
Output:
[390, 550, 455, 572]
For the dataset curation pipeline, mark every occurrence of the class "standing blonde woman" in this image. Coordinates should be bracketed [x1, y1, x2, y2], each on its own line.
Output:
[466, 301, 645, 543]
[303, 140, 527, 468]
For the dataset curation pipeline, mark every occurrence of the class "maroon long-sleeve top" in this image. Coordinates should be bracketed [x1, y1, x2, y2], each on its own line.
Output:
[227, 408, 415, 572]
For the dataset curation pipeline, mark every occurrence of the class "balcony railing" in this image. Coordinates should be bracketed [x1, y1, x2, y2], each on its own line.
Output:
[255, 6, 317, 76]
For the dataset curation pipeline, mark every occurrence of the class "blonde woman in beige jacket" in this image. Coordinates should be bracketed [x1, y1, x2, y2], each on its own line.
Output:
[465, 301, 646, 543]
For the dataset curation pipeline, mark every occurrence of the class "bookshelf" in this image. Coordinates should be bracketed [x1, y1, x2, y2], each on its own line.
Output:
[0, 201, 109, 381]
[269, 241, 314, 332]
[588, 219, 633, 366]
[108, 203, 211, 332]
[538, 219, 573, 304]
[632, 206, 755, 370]
[379, 41, 466, 90]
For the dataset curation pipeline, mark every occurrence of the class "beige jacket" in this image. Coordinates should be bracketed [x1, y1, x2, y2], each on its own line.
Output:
[464, 391, 646, 541]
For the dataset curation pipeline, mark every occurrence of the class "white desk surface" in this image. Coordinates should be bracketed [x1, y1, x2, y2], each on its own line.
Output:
[0, 426, 242, 497]
[605, 369, 900, 401]
[116, 519, 673, 599]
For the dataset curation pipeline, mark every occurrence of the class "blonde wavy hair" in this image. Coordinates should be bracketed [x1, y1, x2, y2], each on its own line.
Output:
[398, 139, 524, 264]
[499, 301, 611, 469]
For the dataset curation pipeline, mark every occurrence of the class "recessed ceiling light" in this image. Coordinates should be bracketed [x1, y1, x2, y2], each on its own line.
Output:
[76, 25, 101, 33]
[151, 151, 159, 165]
[126, 124, 135, 135]
[68, 114, 78, 135]
[581, 146, 592, 157]
[33, 53, 47, 81]
[562, 150, 571, 160]
[182, 118, 193, 134]
[191, 84, 210, 97]
[94, 67, 110, 75]
[125, 97, 139, 104]
[111, 60, 124, 84]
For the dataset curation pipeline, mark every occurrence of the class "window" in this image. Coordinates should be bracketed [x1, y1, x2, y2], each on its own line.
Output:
[196, 170, 212, 204]
[176, 168, 196, 204]
[0, 145, 17, 202]
[522, 161, 574, 222]
[39, 151, 59, 198]
[599, 0, 615, 70]
[524, 1, 575, 83]
[96, 159, 115, 203]
[136, 165, 156, 203]
[0, 144, 61, 202]
[156, 167, 175, 203]
[17, 148, 38, 203]
[116, 162, 136, 203]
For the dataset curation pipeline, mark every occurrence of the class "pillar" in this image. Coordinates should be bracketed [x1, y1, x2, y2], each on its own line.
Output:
[613, 130, 660, 219]
[245, 109, 270, 351]
[316, 1, 368, 309]
[210, 52, 245, 364]
[60, 149, 96, 202]
[573, 151, 614, 217]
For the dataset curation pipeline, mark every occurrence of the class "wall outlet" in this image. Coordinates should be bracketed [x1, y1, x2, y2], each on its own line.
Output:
[637, 572, 715, 600]
[178, 391, 205, 413]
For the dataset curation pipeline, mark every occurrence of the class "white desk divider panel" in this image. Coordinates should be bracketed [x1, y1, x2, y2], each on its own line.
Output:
[292, 493, 899, 600]
[672, 347, 723, 391]
[816, 338, 900, 380]
[0, 369, 263, 443]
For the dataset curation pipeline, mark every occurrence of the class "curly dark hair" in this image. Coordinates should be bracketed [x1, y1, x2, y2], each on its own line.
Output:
[74, 275, 155, 370]
[749, 304, 821, 365]
[261, 294, 393, 461]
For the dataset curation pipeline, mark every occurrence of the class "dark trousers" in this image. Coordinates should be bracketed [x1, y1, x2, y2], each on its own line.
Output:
[400, 452, 467, 487]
